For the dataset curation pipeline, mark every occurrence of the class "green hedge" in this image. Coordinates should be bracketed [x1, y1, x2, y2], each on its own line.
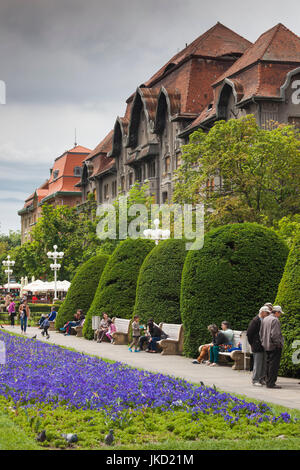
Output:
[181, 223, 289, 357]
[275, 232, 300, 378]
[133, 238, 187, 324]
[83, 238, 155, 339]
[56, 255, 109, 329]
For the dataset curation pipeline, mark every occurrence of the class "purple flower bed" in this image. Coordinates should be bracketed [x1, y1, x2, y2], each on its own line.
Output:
[0, 332, 294, 425]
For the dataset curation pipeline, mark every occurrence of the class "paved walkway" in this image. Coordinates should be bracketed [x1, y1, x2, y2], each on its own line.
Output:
[4, 325, 300, 411]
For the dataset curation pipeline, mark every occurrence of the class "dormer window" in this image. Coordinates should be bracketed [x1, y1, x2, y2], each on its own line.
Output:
[74, 166, 82, 177]
[53, 170, 59, 180]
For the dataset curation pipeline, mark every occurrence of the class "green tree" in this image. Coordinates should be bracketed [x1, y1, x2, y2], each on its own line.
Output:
[272, 215, 300, 249]
[181, 223, 288, 357]
[56, 254, 109, 329]
[174, 115, 300, 228]
[96, 181, 154, 255]
[275, 232, 300, 378]
[83, 238, 154, 339]
[133, 238, 187, 324]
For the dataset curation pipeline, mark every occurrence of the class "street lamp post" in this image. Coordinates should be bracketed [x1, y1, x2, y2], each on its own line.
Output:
[2, 255, 15, 292]
[143, 218, 170, 245]
[47, 245, 64, 301]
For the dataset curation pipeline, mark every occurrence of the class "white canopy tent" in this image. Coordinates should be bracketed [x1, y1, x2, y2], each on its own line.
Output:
[22, 280, 70, 293]
[3, 283, 21, 290]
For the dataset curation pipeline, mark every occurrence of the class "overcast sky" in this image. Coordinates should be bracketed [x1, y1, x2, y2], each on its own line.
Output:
[0, 0, 299, 233]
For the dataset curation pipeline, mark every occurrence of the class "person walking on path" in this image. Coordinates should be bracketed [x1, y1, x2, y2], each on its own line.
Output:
[247, 306, 270, 387]
[7, 300, 16, 327]
[19, 300, 30, 334]
[260, 306, 284, 389]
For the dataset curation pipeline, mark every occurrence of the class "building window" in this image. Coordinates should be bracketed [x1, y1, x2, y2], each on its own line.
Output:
[148, 160, 156, 178]
[129, 172, 134, 187]
[112, 180, 117, 198]
[176, 154, 182, 169]
[52, 170, 59, 180]
[162, 191, 168, 203]
[74, 166, 82, 177]
[121, 176, 125, 192]
[164, 156, 171, 175]
[104, 184, 109, 200]
[206, 178, 215, 194]
[136, 167, 142, 182]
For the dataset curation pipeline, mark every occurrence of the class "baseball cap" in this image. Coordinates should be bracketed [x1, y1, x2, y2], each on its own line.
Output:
[272, 305, 284, 314]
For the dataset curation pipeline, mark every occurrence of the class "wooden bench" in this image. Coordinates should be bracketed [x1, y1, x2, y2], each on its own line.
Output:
[199, 330, 251, 370]
[92, 316, 131, 345]
[157, 322, 184, 355]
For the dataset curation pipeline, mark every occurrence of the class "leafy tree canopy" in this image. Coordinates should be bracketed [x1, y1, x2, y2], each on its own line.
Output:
[174, 115, 300, 229]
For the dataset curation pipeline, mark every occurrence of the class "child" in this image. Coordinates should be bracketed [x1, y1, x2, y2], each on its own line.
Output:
[40, 317, 50, 339]
[129, 315, 141, 352]
[106, 318, 117, 343]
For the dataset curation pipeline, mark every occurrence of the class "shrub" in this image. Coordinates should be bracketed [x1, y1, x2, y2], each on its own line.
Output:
[133, 238, 187, 324]
[55, 254, 109, 329]
[275, 232, 300, 378]
[181, 223, 288, 357]
[83, 238, 154, 339]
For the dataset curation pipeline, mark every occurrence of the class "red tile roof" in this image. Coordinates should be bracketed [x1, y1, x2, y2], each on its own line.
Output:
[85, 130, 114, 161]
[144, 22, 252, 87]
[84, 130, 115, 178]
[214, 23, 300, 86]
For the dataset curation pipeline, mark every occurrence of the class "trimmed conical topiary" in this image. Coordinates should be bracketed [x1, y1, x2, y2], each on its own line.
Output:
[56, 254, 109, 329]
[275, 232, 300, 378]
[181, 223, 289, 357]
[133, 238, 187, 324]
[83, 238, 155, 339]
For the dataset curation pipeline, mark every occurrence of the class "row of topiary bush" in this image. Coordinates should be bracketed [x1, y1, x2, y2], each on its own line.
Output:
[56, 222, 298, 377]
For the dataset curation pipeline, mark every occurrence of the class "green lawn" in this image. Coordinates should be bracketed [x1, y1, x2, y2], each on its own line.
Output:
[0, 410, 40, 450]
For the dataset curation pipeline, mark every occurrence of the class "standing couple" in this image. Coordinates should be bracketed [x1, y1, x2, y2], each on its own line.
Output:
[247, 304, 284, 389]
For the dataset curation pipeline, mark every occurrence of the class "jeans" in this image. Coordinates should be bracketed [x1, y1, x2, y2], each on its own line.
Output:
[66, 321, 77, 335]
[148, 336, 161, 352]
[252, 352, 266, 384]
[20, 316, 27, 332]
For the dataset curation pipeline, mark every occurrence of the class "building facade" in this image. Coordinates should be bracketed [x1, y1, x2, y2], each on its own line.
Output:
[80, 22, 300, 207]
[19, 145, 91, 243]
[19, 23, 300, 238]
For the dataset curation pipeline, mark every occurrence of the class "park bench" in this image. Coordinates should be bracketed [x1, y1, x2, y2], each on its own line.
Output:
[199, 330, 251, 370]
[71, 319, 85, 337]
[157, 322, 184, 355]
[92, 316, 131, 345]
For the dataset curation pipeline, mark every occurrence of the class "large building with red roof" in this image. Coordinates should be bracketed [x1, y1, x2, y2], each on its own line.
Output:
[19, 22, 300, 239]
[80, 22, 300, 206]
[19, 145, 91, 243]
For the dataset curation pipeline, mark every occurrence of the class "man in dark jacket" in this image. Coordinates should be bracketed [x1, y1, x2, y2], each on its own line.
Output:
[247, 306, 270, 386]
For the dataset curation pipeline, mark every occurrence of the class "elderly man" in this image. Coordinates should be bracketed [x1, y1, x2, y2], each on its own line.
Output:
[259, 306, 284, 389]
[247, 306, 270, 386]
